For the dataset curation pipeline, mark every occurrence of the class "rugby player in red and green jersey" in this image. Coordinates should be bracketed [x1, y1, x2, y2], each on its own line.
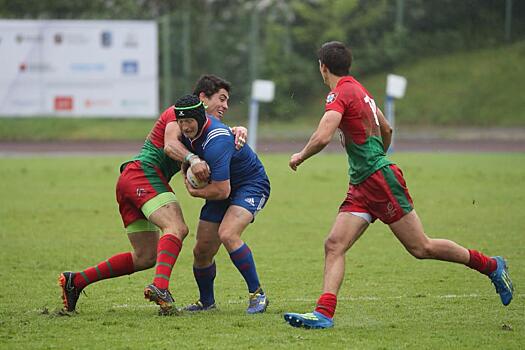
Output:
[283, 41, 514, 329]
[58, 77, 248, 316]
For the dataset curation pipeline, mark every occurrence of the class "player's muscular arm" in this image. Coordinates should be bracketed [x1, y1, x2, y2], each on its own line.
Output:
[376, 108, 392, 152]
[164, 122, 210, 181]
[289, 110, 342, 171]
[185, 179, 231, 200]
[164, 121, 193, 161]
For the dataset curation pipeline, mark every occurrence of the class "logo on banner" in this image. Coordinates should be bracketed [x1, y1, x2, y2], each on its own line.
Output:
[54, 96, 74, 111]
[121, 99, 148, 107]
[11, 99, 39, 107]
[54, 33, 63, 44]
[70, 63, 105, 72]
[19, 62, 53, 73]
[54, 32, 89, 45]
[101, 31, 112, 47]
[122, 60, 139, 75]
[124, 33, 139, 48]
[15, 34, 43, 44]
[84, 99, 112, 108]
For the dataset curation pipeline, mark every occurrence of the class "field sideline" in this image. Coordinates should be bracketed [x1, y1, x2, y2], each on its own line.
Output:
[0, 153, 523, 349]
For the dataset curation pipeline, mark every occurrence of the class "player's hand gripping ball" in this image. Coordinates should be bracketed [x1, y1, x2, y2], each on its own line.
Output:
[186, 164, 210, 189]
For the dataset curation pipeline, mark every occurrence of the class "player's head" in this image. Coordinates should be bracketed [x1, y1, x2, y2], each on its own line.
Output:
[174, 94, 206, 139]
[318, 41, 352, 81]
[193, 74, 231, 119]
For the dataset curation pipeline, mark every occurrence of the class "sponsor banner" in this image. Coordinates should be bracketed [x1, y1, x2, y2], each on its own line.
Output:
[0, 19, 158, 117]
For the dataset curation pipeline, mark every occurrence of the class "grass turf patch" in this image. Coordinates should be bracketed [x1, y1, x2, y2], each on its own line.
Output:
[0, 153, 523, 349]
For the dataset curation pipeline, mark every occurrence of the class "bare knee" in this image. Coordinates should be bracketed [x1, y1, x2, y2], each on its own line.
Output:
[407, 241, 434, 260]
[179, 224, 189, 240]
[324, 235, 346, 257]
[134, 249, 157, 270]
[193, 242, 218, 266]
[217, 229, 239, 250]
[164, 224, 189, 241]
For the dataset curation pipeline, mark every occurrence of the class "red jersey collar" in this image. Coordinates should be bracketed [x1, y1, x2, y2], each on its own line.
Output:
[335, 76, 354, 88]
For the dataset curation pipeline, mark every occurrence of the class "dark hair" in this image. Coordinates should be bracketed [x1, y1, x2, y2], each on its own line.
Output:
[317, 41, 352, 76]
[193, 74, 231, 98]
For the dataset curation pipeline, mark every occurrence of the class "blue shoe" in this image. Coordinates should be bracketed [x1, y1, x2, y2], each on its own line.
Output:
[182, 300, 217, 312]
[489, 256, 514, 306]
[246, 288, 269, 314]
[284, 311, 334, 329]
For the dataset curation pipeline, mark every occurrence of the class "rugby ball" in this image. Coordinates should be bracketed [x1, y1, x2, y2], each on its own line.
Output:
[186, 164, 210, 189]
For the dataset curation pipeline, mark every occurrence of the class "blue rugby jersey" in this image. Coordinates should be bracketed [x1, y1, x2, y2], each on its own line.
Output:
[180, 116, 269, 190]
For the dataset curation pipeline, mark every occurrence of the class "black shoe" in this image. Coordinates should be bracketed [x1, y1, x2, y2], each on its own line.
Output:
[144, 284, 178, 316]
[58, 272, 83, 312]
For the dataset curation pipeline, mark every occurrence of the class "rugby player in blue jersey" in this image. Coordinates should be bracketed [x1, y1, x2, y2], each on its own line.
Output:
[175, 94, 270, 314]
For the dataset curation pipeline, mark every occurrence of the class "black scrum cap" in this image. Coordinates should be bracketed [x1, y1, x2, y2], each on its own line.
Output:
[174, 94, 206, 132]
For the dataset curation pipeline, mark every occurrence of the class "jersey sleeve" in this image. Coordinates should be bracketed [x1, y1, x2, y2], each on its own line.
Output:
[325, 84, 359, 115]
[202, 130, 234, 182]
[324, 88, 346, 114]
[165, 106, 177, 123]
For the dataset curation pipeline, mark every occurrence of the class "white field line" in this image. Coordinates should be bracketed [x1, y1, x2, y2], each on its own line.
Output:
[107, 293, 523, 309]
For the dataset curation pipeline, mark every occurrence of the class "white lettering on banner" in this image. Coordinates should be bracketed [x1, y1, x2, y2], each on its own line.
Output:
[0, 19, 158, 117]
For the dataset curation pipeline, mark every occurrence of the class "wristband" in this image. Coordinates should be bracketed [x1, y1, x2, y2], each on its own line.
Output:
[184, 152, 196, 163]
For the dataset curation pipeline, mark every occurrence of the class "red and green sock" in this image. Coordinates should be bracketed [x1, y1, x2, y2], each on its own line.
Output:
[153, 234, 182, 289]
[74, 252, 134, 290]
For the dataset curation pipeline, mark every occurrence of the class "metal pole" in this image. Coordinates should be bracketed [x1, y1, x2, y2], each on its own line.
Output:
[249, 5, 259, 84]
[248, 4, 260, 152]
[181, 1, 191, 92]
[248, 99, 259, 152]
[395, 0, 405, 31]
[505, 0, 513, 42]
[161, 15, 172, 108]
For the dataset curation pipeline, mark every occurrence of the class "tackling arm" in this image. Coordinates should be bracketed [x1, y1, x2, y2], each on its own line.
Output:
[289, 110, 342, 171]
[230, 126, 248, 150]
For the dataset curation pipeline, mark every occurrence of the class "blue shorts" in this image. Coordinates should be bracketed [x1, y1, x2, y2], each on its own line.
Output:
[200, 181, 270, 223]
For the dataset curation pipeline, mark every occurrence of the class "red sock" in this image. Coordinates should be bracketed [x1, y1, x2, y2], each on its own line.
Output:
[153, 234, 182, 289]
[314, 292, 337, 319]
[466, 249, 497, 275]
[74, 252, 134, 290]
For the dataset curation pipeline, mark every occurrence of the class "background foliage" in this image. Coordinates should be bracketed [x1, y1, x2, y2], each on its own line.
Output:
[1, 0, 524, 125]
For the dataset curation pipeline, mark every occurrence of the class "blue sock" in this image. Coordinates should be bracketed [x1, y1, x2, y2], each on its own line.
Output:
[229, 243, 262, 294]
[193, 262, 216, 306]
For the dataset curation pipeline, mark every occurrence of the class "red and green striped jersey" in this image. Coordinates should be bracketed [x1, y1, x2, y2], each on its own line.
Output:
[325, 76, 392, 184]
[124, 106, 181, 179]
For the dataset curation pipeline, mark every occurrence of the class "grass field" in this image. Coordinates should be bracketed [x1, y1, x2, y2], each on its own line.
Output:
[0, 153, 523, 349]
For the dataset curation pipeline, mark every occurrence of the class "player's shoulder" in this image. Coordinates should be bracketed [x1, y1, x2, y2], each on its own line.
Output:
[338, 76, 372, 100]
[159, 105, 176, 121]
[203, 124, 232, 149]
